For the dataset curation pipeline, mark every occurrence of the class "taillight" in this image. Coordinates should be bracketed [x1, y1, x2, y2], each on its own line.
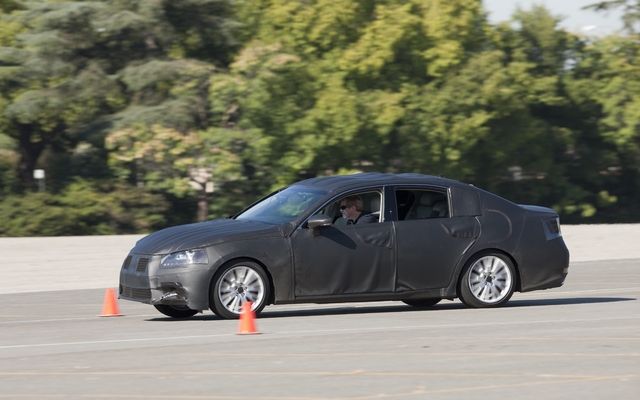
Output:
[543, 217, 562, 240]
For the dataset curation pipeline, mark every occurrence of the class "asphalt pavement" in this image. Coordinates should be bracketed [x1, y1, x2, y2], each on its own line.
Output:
[0, 226, 638, 399]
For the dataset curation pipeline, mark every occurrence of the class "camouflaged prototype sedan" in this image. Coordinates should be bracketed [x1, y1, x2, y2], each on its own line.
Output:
[119, 173, 569, 319]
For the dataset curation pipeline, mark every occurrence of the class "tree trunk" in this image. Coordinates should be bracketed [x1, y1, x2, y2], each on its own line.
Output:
[197, 190, 208, 222]
[16, 124, 45, 190]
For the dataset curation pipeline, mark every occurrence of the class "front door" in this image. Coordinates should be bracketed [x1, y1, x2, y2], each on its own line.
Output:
[290, 189, 395, 297]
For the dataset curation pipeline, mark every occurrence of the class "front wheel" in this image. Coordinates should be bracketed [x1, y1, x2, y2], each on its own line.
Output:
[459, 252, 516, 308]
[154, 304, 198, 318]
[210, 260, 270, 319]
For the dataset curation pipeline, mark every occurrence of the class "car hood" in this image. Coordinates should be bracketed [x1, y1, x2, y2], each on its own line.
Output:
[131, 218, 284, 255]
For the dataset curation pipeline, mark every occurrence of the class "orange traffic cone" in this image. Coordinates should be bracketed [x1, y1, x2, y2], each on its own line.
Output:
[99, 288, 123, 317]
[236, 301, 260, 335]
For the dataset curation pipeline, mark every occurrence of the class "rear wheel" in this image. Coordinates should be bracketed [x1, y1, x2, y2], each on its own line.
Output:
[210, 260, 270, 319]
[403, 298, 441, 308]
[459, 252, 515, 308]
[153, 304, 198, 318]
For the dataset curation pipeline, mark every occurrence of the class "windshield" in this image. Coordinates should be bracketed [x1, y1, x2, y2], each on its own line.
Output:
[236, 186, 327, 225]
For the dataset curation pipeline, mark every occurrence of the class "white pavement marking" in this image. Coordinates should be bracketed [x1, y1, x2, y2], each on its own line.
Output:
[2, 316, 639, 350]
[518, 287, 640, 296]
[0, 314, 160, 325]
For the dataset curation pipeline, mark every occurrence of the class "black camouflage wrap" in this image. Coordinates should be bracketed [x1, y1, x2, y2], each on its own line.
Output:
[119, 173, 569, 312]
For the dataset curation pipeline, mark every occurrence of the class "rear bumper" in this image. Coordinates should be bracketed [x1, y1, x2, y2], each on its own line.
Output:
[519, 236, 570, 292]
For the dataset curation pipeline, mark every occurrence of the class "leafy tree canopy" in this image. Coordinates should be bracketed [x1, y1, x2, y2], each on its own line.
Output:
[1, 0, 640, 236]
[0, 0, 238, 190]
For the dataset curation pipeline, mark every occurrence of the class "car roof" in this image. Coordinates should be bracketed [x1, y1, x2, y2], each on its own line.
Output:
[293, 172, 469, 192]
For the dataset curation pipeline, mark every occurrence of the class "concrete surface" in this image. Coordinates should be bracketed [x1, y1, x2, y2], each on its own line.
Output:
[0, 225, 638, 399]
[561, 224, 640, 262]
[0, 234, 144, 294]
[0, 259, 638, 399]
[0, 224, 638, 294]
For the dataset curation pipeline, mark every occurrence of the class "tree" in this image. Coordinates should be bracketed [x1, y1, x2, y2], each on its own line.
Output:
[0, 132, 18, 195]
[0, 0, 238, 190]
[210, 0, 492, 191]
[0, 179, 168, 236]
[567, 33, 640, 221]
[106, 124, 244, 221]
[585, 0, 640, 34]
[466, 5, 621, 220]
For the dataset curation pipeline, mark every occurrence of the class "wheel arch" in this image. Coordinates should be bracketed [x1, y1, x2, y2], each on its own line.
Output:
[207, 256, 276, 310]
[456, 248, 522, 296]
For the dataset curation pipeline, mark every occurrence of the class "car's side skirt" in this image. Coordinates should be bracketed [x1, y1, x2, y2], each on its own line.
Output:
[277, 288, 451, 305]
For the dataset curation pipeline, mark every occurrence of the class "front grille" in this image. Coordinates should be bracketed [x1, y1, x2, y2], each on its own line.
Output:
[122, 256, 132, 270]
[120, 285, 152, 302]
[136, 258, 150, 272]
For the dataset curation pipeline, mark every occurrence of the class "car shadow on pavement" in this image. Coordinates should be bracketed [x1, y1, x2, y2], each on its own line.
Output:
[257, 296, 636, 319]
[257, 304, 464, 319]
[145, 302, 466, 321]
[145, 296, 634, 321]
[505, 296, 635, 308]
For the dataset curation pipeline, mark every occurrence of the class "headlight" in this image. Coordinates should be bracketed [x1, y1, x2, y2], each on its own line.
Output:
[160, 249, 209, 268]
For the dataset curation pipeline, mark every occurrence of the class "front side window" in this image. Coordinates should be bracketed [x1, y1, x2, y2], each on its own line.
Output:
[236, 186, 327, 224]
[314, 191, 383, 225]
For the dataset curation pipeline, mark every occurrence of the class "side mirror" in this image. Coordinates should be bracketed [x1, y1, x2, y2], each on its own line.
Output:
[307, 214, 332, 229]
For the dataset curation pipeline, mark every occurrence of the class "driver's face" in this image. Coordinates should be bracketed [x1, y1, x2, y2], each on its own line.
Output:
[340, 201, 355, 219]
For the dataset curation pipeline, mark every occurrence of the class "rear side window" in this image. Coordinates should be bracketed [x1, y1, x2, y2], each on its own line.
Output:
[396, 189, 449, 220]
[450, 186, 482, 217]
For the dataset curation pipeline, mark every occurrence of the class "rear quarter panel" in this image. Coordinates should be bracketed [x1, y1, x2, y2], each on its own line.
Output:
[441, 189, 526, 295]
[467, 191, 527, 262]
[514, 209, 570, 291]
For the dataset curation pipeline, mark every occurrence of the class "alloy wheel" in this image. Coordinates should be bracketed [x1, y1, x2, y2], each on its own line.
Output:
[467, 255, 513, 304]
[217, 265, 266, 315]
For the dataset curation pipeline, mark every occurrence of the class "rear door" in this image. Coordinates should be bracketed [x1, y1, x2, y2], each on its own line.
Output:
[392, 186, 479, 291]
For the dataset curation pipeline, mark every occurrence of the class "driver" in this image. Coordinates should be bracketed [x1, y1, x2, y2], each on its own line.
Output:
[340, 195, 378, 225]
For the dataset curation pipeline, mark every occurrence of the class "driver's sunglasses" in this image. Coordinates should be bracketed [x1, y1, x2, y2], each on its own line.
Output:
[340, 205, 348, 210]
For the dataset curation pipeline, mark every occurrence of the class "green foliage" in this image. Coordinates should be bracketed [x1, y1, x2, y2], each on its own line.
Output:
[585, 1, 640, 34]
[0, 0, 239, 191]
[207, 0, 491, 192]
[105, 124, 245, 220]
[2, 0, 640, 236]
[0, 133, 19, 194]
[0, 0, 21, 14]
[563, 33, 640, 222]
[0, 179, 168, 236]
[210, 0, 639, 223]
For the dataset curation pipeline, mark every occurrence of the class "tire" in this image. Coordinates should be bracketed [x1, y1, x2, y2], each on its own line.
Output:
[459, 252, 516, 308]
[210, 260, 270, 319]
[403, 298, 441, 308]
[154, 304, 198, 318]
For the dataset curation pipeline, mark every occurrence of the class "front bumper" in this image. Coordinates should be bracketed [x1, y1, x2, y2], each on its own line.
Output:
[118, 253, 213, 311]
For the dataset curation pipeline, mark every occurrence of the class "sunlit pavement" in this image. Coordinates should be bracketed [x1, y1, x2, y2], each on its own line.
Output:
[1, 227, 638, 399]
[0, 257, 638, 399]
